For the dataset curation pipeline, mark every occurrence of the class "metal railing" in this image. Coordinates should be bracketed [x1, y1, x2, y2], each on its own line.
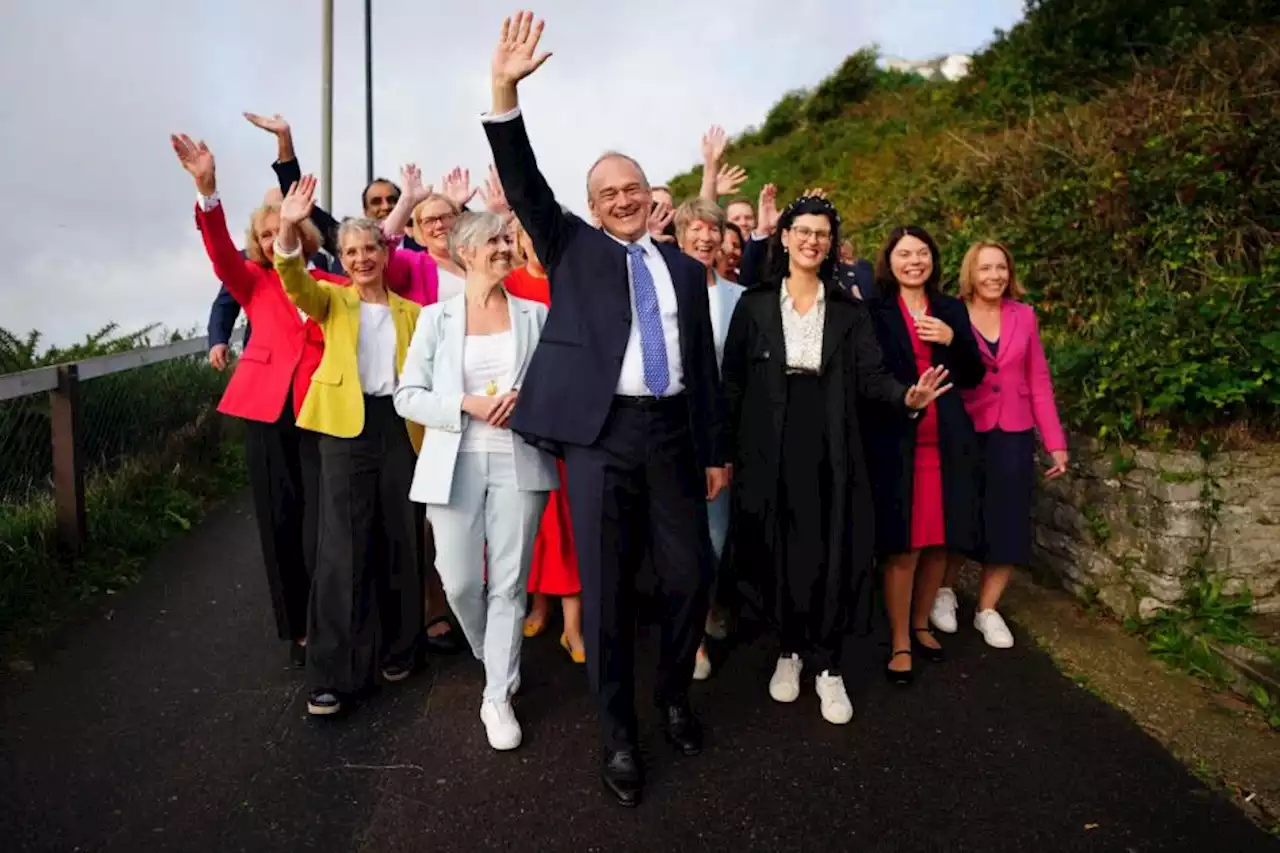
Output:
[0, 330, 242, 554]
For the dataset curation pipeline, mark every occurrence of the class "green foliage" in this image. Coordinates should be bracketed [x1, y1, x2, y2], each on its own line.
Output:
[757, 89, 809, 145]
[959, 0, 1280, 118]
[668, 4, 1280, 443]
[804, 48, 880, 124]
[0, 322, 177, 375]
[0, 419, 247, 647]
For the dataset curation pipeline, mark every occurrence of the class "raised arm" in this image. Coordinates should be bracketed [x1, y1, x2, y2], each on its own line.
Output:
[482, 12, 574, 270]
[698, 125, 747, 204]
[247, 112, 342, 257]
[172, 133, 260, 307]
[273, 175, 333, 321]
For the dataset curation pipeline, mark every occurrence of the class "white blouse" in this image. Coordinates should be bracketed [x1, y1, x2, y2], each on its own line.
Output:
[779, 278, 825, 372]
[357, 302, 397, 396]
[458, 331, 515, 454]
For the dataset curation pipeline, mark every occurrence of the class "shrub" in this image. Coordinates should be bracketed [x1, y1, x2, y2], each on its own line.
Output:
[804, 48, 880, 124]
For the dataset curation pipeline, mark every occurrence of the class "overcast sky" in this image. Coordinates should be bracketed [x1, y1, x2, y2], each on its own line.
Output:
[0, 1, 1023, 347]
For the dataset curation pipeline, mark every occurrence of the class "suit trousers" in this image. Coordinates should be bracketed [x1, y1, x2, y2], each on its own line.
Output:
[426, 450, 548, 704]
[242, 391, 318, 641]
[563, 395, 712, 752]
[307, 395, 423, 694]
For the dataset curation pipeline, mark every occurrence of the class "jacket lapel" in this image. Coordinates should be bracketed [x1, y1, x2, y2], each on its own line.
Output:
[998, 299, 1019, 365]
[506, 292, 532, 388]
[820, 284, 855, 372]
[877, 295, 915, 371]
[440, 296, 467, 394]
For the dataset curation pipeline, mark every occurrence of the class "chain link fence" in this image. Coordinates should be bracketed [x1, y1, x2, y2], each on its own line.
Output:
[0, 392, 53, 506]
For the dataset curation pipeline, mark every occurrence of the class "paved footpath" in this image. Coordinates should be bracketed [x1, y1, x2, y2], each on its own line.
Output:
[1, 494, 1275, 853]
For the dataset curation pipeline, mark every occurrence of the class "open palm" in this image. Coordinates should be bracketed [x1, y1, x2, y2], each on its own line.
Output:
[170, 133, 215, 195]
[281, 175, 318, 225]
[492, 11, 552, 85]
[243, 112, 290, 135]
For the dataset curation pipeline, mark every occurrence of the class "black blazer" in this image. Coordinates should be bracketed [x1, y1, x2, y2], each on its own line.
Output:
[862, 286, 986, 554]
[483, 113, 724, 468]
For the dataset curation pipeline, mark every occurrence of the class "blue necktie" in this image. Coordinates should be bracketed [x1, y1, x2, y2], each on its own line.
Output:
[627, 243, 670, 396]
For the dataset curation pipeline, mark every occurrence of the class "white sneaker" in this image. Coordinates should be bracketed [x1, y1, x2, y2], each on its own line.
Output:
[480, 700, 523, 750]
[974, 609, 1014, 648]
[768, 653, 802, 703]
[693, 646, 712, 681]
[815, 671, 853, 725]
[930, 587, 959, 634]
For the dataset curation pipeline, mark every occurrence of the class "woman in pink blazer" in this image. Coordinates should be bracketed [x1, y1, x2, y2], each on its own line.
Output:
[931, 242, 1068, 649]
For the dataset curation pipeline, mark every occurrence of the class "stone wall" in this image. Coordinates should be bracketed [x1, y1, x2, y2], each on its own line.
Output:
[1032, 437, 1280, 618]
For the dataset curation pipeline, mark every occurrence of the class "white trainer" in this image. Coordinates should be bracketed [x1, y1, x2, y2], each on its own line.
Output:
[693, 646, 712, 681]
[768, 653, 803, 703]
[815, 671, 854, 725]
[930, 587, 959, 634]
[480, 700, 523, 751]
[974, 609, 1015, 648]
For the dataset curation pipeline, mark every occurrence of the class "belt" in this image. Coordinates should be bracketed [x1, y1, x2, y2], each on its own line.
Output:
[613, 392, 687, 410]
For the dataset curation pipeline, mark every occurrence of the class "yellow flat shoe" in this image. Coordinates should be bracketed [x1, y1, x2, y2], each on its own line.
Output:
[523, 617, 545, 638]
[560, 633, 586, 664]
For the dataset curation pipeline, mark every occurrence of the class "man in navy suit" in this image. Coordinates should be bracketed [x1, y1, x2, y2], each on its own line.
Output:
[482, 12, 727, 807]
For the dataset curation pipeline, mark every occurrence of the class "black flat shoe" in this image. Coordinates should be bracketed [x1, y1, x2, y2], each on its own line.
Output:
[886, 649, 914, 685]
[658, 702, 703, 757]
[425, 616, 465, 655]
[912, 628, 946, 663]
[600, 750, 644, 807]
[290, 640, 307, 669]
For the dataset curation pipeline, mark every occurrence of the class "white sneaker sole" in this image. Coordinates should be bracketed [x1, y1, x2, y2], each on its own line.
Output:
[307, 700, 341, 716]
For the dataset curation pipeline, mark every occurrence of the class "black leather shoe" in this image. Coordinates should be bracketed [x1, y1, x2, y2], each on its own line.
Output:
[659, 702, 703, 757]
[912, 628, 946, 663]
[600, 750, 643, 807]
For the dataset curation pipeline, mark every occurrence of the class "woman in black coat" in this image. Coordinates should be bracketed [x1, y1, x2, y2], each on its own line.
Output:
[721, 197, 951, 724]
[862, 226, 985, 683]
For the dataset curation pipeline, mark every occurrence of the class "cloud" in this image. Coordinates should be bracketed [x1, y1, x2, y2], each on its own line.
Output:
[0, 0, 1022, 346]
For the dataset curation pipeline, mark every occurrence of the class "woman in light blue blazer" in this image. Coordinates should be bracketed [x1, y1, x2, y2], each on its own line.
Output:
[394, 211, 557, 752]
[674, 199, 745, 681]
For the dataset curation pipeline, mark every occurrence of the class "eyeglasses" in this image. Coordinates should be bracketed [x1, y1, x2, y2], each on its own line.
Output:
[419, 212, 457, 229]
[367, 194, 400, 207]
[789, 226, 832, 243]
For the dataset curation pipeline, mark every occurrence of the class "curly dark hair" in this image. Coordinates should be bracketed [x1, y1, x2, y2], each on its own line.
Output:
[874, 225, 943, 297]
[761, 195, 842, 285]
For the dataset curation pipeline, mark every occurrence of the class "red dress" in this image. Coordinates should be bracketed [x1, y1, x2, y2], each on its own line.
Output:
[505, 267, 582, 596]
[897, 295, 946, 550]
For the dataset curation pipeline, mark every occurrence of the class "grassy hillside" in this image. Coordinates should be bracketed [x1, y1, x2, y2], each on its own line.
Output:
[669, 1, 1280, 445]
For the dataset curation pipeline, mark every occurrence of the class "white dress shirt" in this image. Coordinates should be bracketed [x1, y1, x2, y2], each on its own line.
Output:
[357, 302, 398, 396]
[480, 106, 685, 397]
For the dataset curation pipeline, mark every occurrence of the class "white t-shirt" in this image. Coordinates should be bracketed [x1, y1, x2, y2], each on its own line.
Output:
[437, 269, 466, 303]
[357, 302, 397, 396]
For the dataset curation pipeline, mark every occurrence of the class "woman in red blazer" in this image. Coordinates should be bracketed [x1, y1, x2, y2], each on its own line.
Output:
[173, 134, 342, 666]
[931, 242, 1069, 649]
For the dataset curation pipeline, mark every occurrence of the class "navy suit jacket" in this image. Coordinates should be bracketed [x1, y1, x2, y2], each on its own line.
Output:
[483, 113, 725, 469]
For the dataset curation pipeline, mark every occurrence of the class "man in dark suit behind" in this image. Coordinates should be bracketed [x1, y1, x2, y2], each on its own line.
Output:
[481, 12, 728, 807]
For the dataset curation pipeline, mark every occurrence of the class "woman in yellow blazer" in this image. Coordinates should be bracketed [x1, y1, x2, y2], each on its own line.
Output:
[275, 174, 424, 717]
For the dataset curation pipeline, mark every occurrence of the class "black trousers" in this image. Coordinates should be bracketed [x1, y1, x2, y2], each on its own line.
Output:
[307, 396, 423, 694]
[563, 395, 712, 752]
[775, 374, 841, 674]
[242, 393, 318, 641]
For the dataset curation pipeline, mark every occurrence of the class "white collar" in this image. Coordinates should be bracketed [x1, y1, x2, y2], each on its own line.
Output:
[781, 277, 826, 305]
[606, 230, 656, 254]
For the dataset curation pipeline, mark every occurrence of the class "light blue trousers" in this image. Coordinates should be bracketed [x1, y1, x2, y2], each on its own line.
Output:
[425, 451, 548, 704]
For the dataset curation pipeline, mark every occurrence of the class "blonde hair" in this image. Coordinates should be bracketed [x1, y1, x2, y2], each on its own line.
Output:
[245, 202, 321, 266]
[674, 198, 727, 240]
[958, 241, 1026, 301]
[411, 194, 462, 244]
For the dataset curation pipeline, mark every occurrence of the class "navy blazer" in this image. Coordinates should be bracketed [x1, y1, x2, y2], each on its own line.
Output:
[483, 113, 725, 468]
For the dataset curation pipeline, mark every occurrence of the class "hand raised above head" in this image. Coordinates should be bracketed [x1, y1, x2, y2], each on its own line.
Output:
[281, 175, 318, 226]
[701, 125, 728, 165]
[243, 112, 290, 136]
[171, 133, 216, 195]
[756, 183, 779, 237]
[492, 11, 552, 87]
[716, 164, 748, 197]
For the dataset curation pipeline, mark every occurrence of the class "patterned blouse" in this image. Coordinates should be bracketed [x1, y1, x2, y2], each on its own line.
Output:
[779, 279, 825, 372]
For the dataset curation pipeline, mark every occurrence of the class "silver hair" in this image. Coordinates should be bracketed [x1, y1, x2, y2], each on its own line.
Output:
[585, 151, 649, 201]
[336, 216, 384, 249]
[447, 210, 509, 269]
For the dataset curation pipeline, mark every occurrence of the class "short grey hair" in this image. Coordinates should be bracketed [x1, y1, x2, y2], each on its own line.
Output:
[336, 216, 384, 250]
[447, 210, 508, 269]
[585, 151, 649, 200]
